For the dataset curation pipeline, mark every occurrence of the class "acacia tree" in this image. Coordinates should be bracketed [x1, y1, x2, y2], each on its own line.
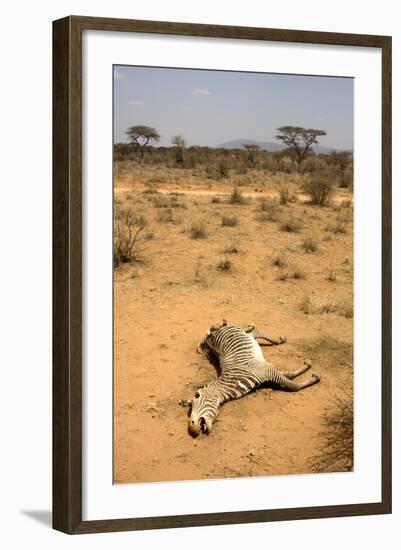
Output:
[275, 126, 326, 166]
[243, 143, 260, 166]
[126, 125, 160, 158]
[172, 134, 186, 166]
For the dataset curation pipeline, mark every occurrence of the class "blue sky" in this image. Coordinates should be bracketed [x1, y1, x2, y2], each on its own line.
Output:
[113, 65, 353, 150]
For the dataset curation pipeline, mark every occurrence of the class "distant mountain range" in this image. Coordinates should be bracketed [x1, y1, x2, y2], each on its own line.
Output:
[216, 138, 338, 155]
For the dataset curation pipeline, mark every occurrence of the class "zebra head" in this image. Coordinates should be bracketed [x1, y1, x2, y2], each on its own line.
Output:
[188, 384, 220, 436]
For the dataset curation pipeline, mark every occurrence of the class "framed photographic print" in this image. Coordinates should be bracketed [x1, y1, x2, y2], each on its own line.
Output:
[53, 16, 392, 534]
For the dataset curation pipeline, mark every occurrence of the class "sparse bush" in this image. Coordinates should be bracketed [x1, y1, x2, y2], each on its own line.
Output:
[338, 300, 353, 319]
[229, 187, 246, 205]
[147, 174, 168, 184]
[276, 263, 305, 281]
[300, 292, 353, 318]
[153, 196, 170, 208]
[277, 268, 289, 281]
[327, 269, 337, 282]
[235, 162, 248, 175]
[300, 292, 313, 314]
[224, 244, 240, 254]
[211, 196, 221, 204]
[326, 220, 347, 234]
[216, 258, 232, 271]
[259, 198, 271, 211]
[169, 197, 180, 208]
[292, 266, 306, 279]
[279, 186, 291, 205]
[332, 198, 353, 212]
[280, 214, 303, 233]
[308, 394, 354, 473]
[318, 299, 338, 314]
[271, 250, 288, 268]
[193, 257, 206, 284]
[157, 208, 174, 223]
[218, 160, 230, 178]
[114, 207, 148, 266]
[301, 237, 319, 253]
[236, 175, 252, 186]
[189, 222, 207, 239]
[340, 166, 354, 189]
[302, 171, 335, 206]
[221, 215, 238, 227]
[257, 200, 282, 223]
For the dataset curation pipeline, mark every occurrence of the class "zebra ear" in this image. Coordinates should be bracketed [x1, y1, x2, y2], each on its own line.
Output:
[178, 398, 192, 407]
[204, 418, 213, 434]
[222, 318, 228, 325]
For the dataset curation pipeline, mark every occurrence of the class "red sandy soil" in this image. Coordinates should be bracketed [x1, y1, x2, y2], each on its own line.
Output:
[114, 178, 353, 483]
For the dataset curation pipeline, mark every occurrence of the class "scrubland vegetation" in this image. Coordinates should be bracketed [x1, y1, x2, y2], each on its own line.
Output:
[114, 137, 354, 483]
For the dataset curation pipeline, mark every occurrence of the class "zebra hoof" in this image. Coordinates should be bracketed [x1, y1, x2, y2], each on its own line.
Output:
[311, 373, 321, 383]
[279, 336, 287, 344]
[304, 359, 312, 369]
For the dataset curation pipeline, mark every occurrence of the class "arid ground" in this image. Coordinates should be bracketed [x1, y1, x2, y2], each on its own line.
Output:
[113, 164, 353, 484]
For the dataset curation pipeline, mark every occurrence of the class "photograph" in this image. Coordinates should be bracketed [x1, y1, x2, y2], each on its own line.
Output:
[112, 64, 354, 485]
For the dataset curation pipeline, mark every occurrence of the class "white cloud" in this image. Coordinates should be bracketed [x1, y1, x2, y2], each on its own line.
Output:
[128, 100, 145, 107]
[114, 70, 124, 80]
[183, 106, 192, 111]
[192, 88, 211, 96]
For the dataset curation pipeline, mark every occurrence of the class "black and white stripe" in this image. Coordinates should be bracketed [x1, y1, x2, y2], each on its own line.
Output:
[188, 322, 320, 436]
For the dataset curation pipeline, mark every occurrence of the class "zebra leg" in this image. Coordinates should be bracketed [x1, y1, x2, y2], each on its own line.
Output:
[244, 324, 287, 345]
[266, 365, 320, 391]
[280, 359, 312, 380]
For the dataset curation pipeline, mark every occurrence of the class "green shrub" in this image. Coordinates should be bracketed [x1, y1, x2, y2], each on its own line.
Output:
[219, 160, 230, 178]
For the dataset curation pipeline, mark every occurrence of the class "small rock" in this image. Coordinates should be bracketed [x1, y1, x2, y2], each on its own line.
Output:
[145, 403, 159, 413]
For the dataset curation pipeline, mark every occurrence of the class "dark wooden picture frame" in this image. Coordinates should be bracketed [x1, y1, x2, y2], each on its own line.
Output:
[53, 15, 392, 534]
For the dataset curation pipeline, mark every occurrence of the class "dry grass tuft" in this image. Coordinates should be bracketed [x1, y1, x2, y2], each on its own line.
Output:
[189, 222, 207, 239]
[301, 237, 319, 253]
[157, 208, 174, 223]
[308, 394, 354, 473]
[280, 214, 303, 233]
[279, 186, 293, 205]
[276, 264, 305, 281]
[326, 220, 347, 234]
[300, 292, 353, 318]
[224, 244, 240, 254]
[271, 250, 288, 268]
[216, 258, 232, 271]
[221, 215, 239, 227]
[327, 269, 337, 282]
[229, 187, 246, 205]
